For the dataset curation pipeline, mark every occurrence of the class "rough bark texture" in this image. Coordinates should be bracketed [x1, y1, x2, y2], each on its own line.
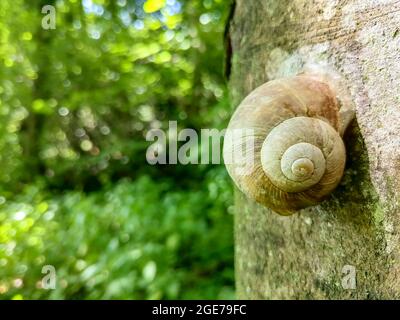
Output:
[229, 0, 400, 299]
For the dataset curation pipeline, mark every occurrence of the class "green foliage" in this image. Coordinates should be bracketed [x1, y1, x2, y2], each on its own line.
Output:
[0, 168, 233, 299]
[0, 0, 231, 191]
[0, 0, 233, 299]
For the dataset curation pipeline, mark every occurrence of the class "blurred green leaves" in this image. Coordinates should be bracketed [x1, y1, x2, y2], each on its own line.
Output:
[0, 169, 233, 299]
[0, 0, 231, 191]
[0, 0, 234, 300]
[143, 0, 166, 13]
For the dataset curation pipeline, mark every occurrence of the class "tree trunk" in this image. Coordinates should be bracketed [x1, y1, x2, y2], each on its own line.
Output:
[228, 0, 400, 299]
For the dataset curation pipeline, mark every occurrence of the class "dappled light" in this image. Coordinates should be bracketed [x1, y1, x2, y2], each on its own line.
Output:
[0, 0, 233, 300]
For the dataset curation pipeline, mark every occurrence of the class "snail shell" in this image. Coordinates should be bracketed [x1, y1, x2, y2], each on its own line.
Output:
[223, 73, 353, 215]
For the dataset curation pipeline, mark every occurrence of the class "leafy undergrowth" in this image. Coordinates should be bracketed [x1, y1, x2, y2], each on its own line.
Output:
[0, 168, 234, 300]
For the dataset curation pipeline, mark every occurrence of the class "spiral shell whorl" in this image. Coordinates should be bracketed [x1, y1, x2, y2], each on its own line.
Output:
[223, 74, 349, 215]
[260, 116, 344, 194]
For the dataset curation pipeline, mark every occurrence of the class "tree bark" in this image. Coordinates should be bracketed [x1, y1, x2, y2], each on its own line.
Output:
[228, 0, 400, 299]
